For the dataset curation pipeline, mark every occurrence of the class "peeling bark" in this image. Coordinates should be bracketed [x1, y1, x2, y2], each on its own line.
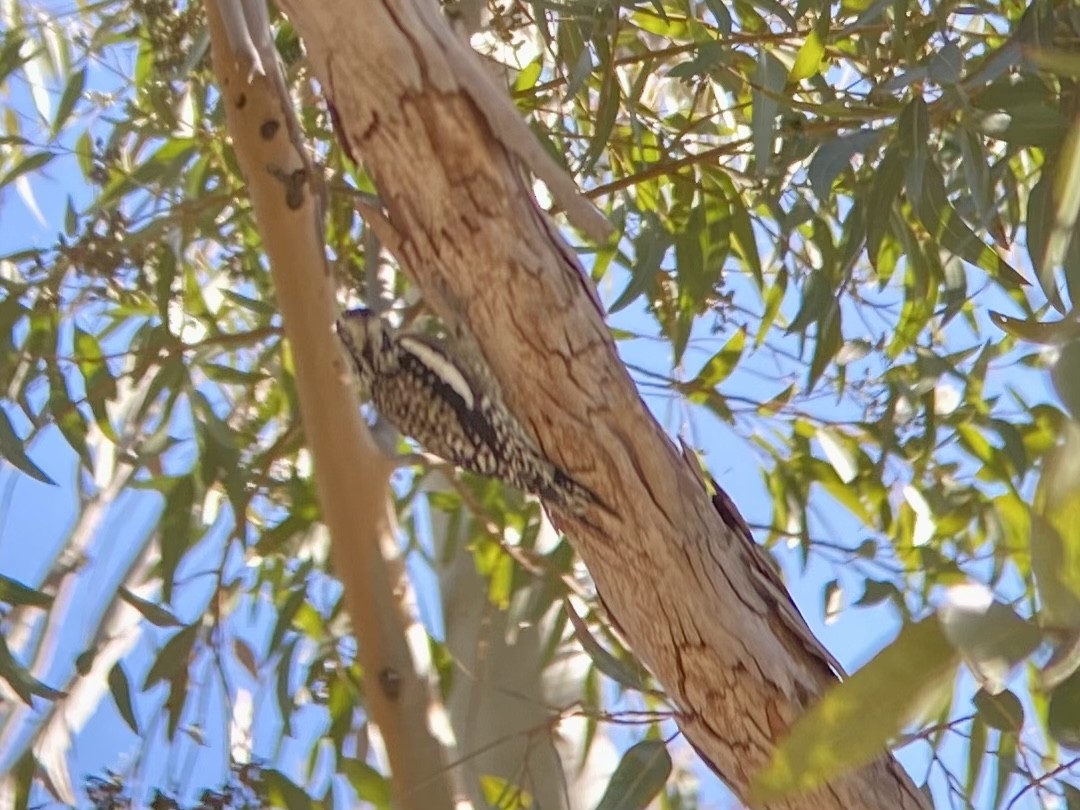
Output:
[276, 1, 933, 807]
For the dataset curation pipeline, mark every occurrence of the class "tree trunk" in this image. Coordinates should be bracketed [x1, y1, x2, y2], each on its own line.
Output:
[276, 1, 932, 807]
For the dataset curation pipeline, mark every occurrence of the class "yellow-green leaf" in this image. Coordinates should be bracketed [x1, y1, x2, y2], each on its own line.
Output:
[751, 617, 958, 803]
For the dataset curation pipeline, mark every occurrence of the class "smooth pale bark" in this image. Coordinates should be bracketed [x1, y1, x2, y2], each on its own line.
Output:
[205, 4, 458, 809]
[428, 471, 616, 810]
[275, 2, 933, 807]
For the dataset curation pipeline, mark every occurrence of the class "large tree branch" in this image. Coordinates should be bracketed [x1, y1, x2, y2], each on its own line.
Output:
[276, 2, 931, 807]
[205, 3, 458, 808]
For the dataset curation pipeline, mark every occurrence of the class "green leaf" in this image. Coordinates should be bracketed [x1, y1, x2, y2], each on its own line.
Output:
[74, 326, 119, 443]
[270, 586, 308, 653]
[143, 624, 198, 689]
[990, 730, 1017, 810]
[674, 203, 710, 306]
[1032, 422, 1080, 629]
[164, 668, 188, 740]
[581, 70, 620, 175]
[972, 106, 1065, 148]
[563, 46, 593, 100]
[807, 131, 879, 202]
[512, 58, 542, 93]
[610, 216, 668, 313]
[1025, 47, 1080, 79]
[989, 311, 1080, 345]
[751, 617, 958, 803]
[729, 192, 762, 289]
[703, 0, 732, 34]
[342, 759, 391, 809]
[789, 29, 826, 82]
[965, 715, 987, 800]
[808, 303, 842, 392]
[0, 407, 55, 485]
[756, 268, 787, 346]
[0, 633, 64, 705]
[910, 159, 1026, 289]
[0, 151, 55, 190]
[264, 769, 313, 810]
[1053, 342, 1080, 419]
[927, 39, 964, 84]
[479, 775, 534, 809]
[277, 639, 297, 738]
[0, 31, 29, 86]
[1048, 669, 1080, 751]
[594, 740, 672, 810]
[1041, 114, 1080, 293]
[158, 475, 196, 603]
[751, 49, 786, 176]
[565, 600, 649, 693]
[48, 358, 91, 470]
[959, 129, 993, 228]
[816, 427, 857, 484]
[51, 65, 86, 136]
[119, 587, 182, 627]
[11, 750, 33, 810]
[0, 574, 52, 608]
[690, 328, 746, 390]
[937, 585, 1040, 692]
[973, 688, 1023, 733]
[108, 663, 139, 734]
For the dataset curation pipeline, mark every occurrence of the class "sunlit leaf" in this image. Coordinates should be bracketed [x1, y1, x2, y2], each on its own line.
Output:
[689, 328, 745, 390]
[480, 774, 534, 809]
[751, 618, 957, 803]
[816, 427, 857, 484]
[910, 159, 1026, 289]
[790, 30, 825, 82]
[938, 584, 1040, 692]
[342, 759, 392, 809]
[264, 769, 313, 810]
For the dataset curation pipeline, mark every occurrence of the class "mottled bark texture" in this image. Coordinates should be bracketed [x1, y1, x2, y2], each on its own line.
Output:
[275, 1, 932, 807]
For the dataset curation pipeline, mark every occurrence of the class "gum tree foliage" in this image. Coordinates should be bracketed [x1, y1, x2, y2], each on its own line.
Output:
[0, 0, 1078, 807]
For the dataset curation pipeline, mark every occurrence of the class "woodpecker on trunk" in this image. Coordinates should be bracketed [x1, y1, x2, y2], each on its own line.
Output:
[336, 308, 599, 516]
